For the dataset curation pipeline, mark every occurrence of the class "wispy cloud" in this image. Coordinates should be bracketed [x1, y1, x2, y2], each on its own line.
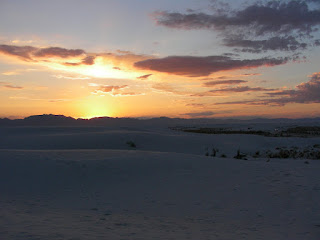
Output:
[181, 111, 216, 118]
[192, 85, 275, 97]
[152, 83, 190, 95]
[2, 71, 20, 76]
[0, 82, 23, 89]
[137, 74, 152, 80]
[52, 75, 90, 80]
[9, 96, 70, 102]
[91, 84, 144, 97]
[203, 79, 247, 87]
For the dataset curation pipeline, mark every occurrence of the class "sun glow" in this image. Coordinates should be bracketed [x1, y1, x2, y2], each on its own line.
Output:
[78, 96, 115, 119]
[46, 56, 141, 79]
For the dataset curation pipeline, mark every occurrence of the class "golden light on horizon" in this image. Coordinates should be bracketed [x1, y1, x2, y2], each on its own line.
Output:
[77, 96, 115, 119]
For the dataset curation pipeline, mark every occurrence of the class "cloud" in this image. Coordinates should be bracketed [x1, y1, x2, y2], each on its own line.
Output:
[154, 1, 320, 53]
[216, 72, 320, 105]
[9, 96, 70, 102]
[0, 45, 87, 61]
[2, 71, 20, 76]
[241, 73, 261, 76]
[81, 56, 95, 65]
[0, 44, 153, 79]
[214, 100, 266, 105]
[209, 86, 274, 93]
[63, 56, 96, 66]
[0, 45, 36, 61]
[33, 47, 85, 58]
[0, 82, 23, 89]
[134, 55, 288, 77]
[185, 103, 205, 107]
[224, 36, 307, 53]
[152, 82, 194, 96]
[181, 111, 216, 117]
[3, 85, 23, 89]
[0, 44, 93, 66]
[94, 85, 128, 93]
[91, 84, 143, 97]
[193, 85, 275, 97]
[265, 72, 320, 104]
[155, 1, 320, 33]
[137, 74, 152, 80]
[53, 75, 90, 80]
[116, 49, 134, 55]
[152, 83, 183, 95]
[203, 79, 247, 86]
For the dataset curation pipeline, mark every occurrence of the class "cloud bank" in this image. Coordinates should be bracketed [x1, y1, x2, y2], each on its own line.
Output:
[134, 55, 288, 77]
[0, 44, 95, 66]
[154, 0, 320, 53]
[216, 72, 320, 105]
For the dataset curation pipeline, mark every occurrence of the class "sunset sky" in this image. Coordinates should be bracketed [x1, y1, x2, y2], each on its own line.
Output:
[1, 0, 320, 119]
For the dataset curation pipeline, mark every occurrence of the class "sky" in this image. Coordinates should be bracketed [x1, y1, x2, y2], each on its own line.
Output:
[1, 0, 320, 119]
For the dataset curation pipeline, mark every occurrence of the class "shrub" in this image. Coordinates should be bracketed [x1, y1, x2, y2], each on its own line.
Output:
[234, 149, 247, 160]
[253, 151, 260, 158]
[211, 147, 218, 157]
[126, 141, 136, 148]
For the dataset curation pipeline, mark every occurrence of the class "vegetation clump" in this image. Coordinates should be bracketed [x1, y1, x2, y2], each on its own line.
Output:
[126, 141, 136, 148]
[234, 149, 247, 160]
[255, 146, 320, 160]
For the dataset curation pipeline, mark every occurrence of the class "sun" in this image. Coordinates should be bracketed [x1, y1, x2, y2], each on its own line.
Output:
[78, 97, 114, 119]
[82, 106, 112, 119]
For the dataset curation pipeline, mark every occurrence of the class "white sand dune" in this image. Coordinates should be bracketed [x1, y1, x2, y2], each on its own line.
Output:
[0, 123, 320, 239]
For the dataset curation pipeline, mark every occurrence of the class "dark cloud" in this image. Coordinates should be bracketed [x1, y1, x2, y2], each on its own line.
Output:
[224, 36, 307, 53]
[314, 39, 320, 46]
[216, 72, 320, 105]
[154, 1, 320, 53]
[203, 79, 247, 86]
[81, 56, 95, 65]
[0, 45, 93, 66]
[241, 73, 261, 76]
[266, 72, 320, 104]
[63, 56, 96, 66]
[155, 1, 320, 34]
[192, 85, 275, 97]
[0, 45, 36, 61]
[134, 55, 288, 77]
[137, 74, 152, 80]
[33, 47, 85, 58]
[63, 62, 80, 66]
[181, 111, 216, 117]
[214, 100, 266, 105]
[209, 86, 274, 93]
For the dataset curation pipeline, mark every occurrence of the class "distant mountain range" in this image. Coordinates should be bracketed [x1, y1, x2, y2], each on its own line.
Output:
[0, 114, 320, 127]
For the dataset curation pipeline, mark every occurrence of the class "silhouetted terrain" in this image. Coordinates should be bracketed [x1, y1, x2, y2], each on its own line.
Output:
[1, 114, 320, 127]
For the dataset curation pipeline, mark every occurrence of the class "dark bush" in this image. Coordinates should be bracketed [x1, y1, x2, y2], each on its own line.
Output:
[126, 141, 136, 148]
